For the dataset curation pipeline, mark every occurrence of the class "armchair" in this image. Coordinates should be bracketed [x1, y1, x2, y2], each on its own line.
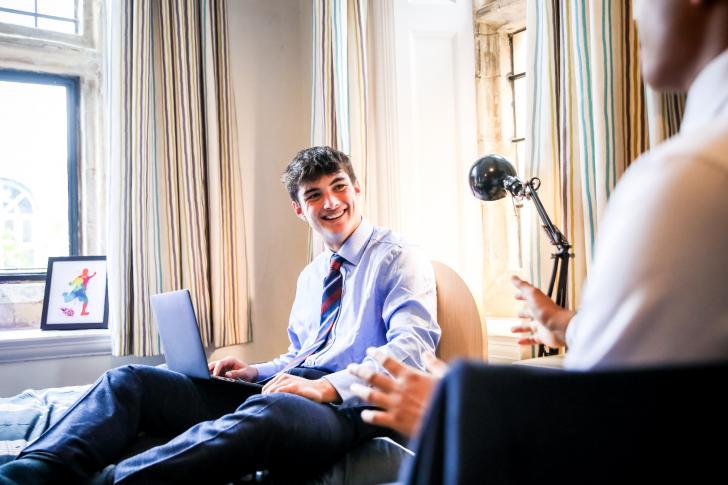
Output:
[302, 260, 486, 485]
[402, 360, 728, 484]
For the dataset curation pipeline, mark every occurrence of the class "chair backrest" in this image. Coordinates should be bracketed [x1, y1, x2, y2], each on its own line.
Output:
[432, 261, 486, 362]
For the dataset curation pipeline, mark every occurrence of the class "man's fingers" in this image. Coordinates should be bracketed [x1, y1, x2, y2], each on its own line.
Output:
[511, 275, 530, 289]
[360, 409, 398, 429]
[351, 384, 397, 409]
[366, 347, 407, 377]
[517, 307, 532, 319]
[226, 369, 247, 380]
[211, 361, 224, 377]
[262, 374, 287, 393]
[348, 364, 399, 393]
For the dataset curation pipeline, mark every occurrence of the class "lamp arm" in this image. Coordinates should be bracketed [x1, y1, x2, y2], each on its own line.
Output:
[522, 178, 572, 356]
[523, 178, 570, 251]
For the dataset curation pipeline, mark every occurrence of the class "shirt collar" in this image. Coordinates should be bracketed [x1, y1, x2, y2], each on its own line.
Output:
[681, 48, 728, 133]
[326, 218, 374, 267]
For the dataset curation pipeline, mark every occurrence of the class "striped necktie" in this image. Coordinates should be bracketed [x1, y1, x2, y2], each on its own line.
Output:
[275, 254, 346, 375]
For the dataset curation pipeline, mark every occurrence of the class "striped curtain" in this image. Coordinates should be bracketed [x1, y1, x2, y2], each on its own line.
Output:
[107, 0, 250, 356]
[309, 0, 372, 258]
[526, 0, 684, 308]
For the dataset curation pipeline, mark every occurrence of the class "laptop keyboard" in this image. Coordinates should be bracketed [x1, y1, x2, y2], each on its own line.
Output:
[214, 375, 240, 383]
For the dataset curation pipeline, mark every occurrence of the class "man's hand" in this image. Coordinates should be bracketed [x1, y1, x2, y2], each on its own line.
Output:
[510, 275, 574, 348]
[348, 348, 446, 438]
[262, 374, 341, 403]
[208, 357, 259, 382]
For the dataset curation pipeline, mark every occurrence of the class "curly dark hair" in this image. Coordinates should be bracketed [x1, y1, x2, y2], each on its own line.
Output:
[282, 146, 358, 202]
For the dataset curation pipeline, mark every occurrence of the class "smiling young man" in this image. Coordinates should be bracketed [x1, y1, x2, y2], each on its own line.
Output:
[0, 146, 440, 484]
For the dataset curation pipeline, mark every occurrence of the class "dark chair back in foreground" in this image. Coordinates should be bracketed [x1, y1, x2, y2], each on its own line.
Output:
[403, 361, 728, 485]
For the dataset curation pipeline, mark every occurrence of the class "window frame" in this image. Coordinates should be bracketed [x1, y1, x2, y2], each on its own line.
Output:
[0, 69, 80, 280]
[0, 0, 95, 49]
[508, 27, 526, 144]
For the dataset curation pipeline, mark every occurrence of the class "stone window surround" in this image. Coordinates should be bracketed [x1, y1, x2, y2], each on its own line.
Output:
[475, 0, 527, 319]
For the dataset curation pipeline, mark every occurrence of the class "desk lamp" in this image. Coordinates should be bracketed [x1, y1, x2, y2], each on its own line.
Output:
[469, 154, 572, 357]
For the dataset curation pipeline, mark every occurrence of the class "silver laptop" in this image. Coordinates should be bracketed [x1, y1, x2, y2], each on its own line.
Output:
[150, 289, 262, 392]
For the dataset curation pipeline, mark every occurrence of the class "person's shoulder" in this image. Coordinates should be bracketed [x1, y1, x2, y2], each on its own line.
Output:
[641, 121, 728, 176]
[367, 225, 424, 257]
[366, 226, 432, 271]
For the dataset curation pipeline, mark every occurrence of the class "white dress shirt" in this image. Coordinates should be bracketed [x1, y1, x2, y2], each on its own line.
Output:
[564, 49, 728, 369]
[252, 218, 440, 400]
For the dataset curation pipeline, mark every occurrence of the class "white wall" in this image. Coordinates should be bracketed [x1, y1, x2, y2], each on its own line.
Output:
[384, 0, 483, 308]
[210, 0, 312, 364]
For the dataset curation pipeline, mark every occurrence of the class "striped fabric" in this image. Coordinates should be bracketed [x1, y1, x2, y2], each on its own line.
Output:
[108, 0, 250, 356]
[526, 0, 684, 309]
[309, 0, 372, 258]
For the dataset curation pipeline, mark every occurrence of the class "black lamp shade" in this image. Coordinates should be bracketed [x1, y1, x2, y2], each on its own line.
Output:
[468, 154, 518, 201]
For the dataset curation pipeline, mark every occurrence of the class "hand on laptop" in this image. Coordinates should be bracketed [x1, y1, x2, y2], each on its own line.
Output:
[208, 357, 259, 382]
[262, 374, 341, 404]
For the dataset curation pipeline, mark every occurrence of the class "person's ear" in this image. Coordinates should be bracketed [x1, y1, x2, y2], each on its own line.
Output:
[353, 180, 361, 195]
[292, 201, 307, 221]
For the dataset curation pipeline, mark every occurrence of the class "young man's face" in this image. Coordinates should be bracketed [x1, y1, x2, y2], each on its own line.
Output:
[292, 170, 362, 251]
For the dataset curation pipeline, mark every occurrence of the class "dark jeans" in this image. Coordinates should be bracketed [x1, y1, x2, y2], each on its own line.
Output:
[19, 365, 383, 484]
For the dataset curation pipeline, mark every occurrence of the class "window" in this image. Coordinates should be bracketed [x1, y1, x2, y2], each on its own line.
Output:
[474, 0, 526, 319]
[0, 70, 79, 277]
[509, 27, 526, 167]
[0, 0, 80, 34]
[0, 0, 100, 335]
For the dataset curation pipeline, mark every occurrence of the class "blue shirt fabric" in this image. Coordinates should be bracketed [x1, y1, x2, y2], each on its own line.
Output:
[252, 219, 440, 401]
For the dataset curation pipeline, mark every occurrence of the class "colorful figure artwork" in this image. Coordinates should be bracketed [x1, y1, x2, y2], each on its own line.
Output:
[61, 268, 97, 317]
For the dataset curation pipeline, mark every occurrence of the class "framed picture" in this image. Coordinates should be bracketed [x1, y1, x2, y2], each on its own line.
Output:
[41, 256, 108, 330]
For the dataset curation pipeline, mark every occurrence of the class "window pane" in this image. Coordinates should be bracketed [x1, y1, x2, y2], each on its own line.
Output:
[512, 30, 527, 75]
[37, 17, 75, 34]
[0, 10, 34, 28]
[0, 79, 71, 271]
[0, 0, 79, 34]
[514, 140, 526, 169]
[513, 76, 526, 139]
[0, 0, 34, 11]
[36, 0, 76, 19]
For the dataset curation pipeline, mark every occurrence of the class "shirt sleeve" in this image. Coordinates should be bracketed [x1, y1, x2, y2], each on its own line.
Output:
[564, 142, 728, 369]
[325, 245, 441, 400]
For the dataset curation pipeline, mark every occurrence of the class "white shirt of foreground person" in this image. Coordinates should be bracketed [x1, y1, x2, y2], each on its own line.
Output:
[564, 48, 728, 369]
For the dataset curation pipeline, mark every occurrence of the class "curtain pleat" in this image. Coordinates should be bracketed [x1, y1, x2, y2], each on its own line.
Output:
[108, 0, 250, 356]
[527, 0, 684, 309]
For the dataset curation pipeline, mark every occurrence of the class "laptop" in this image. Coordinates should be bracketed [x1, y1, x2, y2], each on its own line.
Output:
[150, 289, 262, 392]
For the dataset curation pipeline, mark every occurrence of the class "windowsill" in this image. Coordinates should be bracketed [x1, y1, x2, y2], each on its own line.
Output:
[0, 328, 111, 364]
[513, 354, 565, 369]
[0, 271, 46, 282]
[487, 316, 537, 364]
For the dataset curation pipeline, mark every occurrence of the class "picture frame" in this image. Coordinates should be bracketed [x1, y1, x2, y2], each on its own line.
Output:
[41, 256, 108, 330]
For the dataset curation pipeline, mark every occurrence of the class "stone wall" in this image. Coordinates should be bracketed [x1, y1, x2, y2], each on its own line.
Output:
[0, 282, 44, 330]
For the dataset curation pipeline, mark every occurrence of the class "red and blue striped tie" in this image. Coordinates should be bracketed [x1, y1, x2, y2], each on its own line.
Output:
[276, 254, 345, 374]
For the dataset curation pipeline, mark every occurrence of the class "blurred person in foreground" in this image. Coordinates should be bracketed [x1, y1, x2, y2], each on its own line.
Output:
[349, 0, 728, 442]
